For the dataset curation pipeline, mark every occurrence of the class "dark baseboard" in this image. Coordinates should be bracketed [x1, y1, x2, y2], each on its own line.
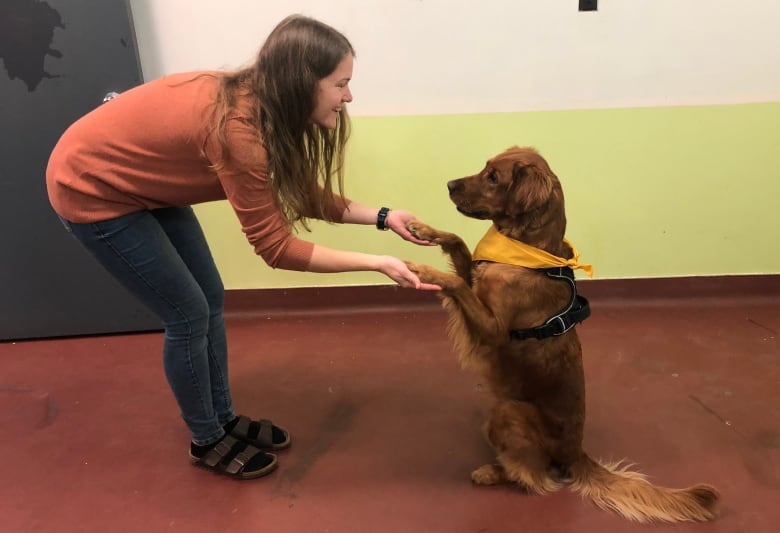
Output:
[224, 274, 780, 316]
[224, 284, 441, 317]
[578, 274, 780, 302]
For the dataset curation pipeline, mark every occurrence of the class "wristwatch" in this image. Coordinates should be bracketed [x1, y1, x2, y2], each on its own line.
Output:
[376, 207, 391, 231]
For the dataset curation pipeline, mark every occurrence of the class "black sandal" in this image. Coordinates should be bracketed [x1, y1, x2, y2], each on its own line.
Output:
[229, 415, 291, 451]
[190, 434, 277, 479]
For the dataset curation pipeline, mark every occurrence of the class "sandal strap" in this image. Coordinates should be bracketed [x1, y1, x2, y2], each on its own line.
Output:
[232, 415, 274, 449]
[255, 419, 274, 448]
[200, 434, 267, 476]
[224, 447, 259, 475]
[201, 435, 241, 468]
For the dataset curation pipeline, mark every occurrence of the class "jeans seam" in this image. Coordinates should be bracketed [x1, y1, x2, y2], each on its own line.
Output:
[206, 335, 231, 417]
[92, 222, 214, 429]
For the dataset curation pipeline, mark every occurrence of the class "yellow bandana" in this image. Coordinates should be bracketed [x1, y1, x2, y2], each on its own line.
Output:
[472, 225, 593, 277]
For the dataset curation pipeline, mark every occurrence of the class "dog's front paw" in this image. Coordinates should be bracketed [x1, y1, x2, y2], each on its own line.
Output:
[404, 260, 439, 286]
[406, 220, 441, 243]
[405, 260, 451, 288]
[407, 221, 465, 252]
[405, 260, 463, 291]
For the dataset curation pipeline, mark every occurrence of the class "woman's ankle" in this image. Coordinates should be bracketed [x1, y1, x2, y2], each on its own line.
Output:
[190, 433, 226, 458]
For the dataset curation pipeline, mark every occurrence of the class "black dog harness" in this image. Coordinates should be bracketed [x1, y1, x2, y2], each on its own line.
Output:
[508, 266, 591, 341]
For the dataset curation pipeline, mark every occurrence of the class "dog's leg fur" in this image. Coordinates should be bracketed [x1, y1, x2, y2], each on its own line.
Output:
[480, 400, 564, 495]
[407, 221, 473, 285]
[405, 260, 504, 342]
[406, 221, 505, 344]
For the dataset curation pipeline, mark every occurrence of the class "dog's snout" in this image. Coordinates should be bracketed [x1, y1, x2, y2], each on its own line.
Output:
[447, 180, 459, 195]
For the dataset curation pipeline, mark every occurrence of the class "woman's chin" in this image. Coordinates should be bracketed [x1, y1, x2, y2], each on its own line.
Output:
[317, 119, 338, 130]
[311, 112, 341, 130]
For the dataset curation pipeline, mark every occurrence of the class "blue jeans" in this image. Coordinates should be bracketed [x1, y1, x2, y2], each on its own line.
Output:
[60, 207, 234, 445]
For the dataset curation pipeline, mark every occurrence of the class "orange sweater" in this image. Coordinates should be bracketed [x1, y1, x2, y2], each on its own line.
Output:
[46, 72, 348, 271]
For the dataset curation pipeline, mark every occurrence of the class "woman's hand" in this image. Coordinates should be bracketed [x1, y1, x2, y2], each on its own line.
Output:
[306, 245, 441, 290]
[377, 255, 441, 291]
[385, 210, 437, 246]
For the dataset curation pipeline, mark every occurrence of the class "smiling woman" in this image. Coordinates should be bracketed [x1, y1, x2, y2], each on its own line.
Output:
[312, 53, 353, 130]
[44, 13, 438, 481]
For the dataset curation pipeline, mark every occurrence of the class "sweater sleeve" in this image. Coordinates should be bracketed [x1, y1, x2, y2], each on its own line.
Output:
[203, 116, 314, 271]
[303, 186, 351, 222]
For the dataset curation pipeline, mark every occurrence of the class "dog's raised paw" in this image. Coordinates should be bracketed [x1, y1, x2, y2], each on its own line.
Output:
[404, 260, 421, 275]
[404, 260, 462, 290]
[406, 220, 439, 242]
[405, 260, 436, 283]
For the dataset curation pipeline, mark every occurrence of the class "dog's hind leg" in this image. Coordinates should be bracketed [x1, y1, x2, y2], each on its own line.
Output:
[472, 463, 510, 485]
[479, 400, 563, 495]
[495, 449, 562, 495]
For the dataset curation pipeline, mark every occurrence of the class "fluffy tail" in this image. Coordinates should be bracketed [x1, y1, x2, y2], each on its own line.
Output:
[569, 454, 719, 523]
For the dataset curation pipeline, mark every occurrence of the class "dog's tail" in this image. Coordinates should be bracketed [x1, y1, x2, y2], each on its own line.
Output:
[569, 454, 719, 523]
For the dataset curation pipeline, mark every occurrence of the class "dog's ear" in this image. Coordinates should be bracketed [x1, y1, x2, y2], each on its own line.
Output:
[506, 162, 554, 217]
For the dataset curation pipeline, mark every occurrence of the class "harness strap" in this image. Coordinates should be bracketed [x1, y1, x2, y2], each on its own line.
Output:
[508, 266, 591, 341]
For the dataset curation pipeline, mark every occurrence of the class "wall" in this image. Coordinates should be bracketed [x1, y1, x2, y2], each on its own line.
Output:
[127, 0, 780, 288]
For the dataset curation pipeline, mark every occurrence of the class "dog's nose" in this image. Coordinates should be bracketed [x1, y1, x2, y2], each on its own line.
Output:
[447, 180, 458, 194]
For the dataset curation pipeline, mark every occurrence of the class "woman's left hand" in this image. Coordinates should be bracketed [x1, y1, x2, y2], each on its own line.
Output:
[386, 210, 437, 246]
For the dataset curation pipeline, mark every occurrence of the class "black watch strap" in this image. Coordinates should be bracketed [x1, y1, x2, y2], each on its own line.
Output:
[376, 207, 391, 230]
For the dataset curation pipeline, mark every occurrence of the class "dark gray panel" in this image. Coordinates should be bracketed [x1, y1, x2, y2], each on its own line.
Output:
[0, 0, 161, 340]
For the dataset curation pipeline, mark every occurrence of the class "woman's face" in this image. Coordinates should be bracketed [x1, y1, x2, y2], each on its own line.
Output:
[311, 53, 353, 129]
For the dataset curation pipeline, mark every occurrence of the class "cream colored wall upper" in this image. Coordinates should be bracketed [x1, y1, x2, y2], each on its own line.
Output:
[129, 0, 780, 114]
[126, 1, 780, 287]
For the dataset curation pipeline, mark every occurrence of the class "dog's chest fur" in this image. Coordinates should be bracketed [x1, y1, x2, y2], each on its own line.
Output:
[472, 262, 573, 330]
[462, 261, 586, 409]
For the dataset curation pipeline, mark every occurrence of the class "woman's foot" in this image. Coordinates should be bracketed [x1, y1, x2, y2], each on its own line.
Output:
[224, 415, 291, 451]
[189, 434, 277, 479]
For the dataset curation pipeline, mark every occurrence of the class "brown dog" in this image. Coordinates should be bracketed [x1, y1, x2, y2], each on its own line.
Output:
[405, 146, 719, 523]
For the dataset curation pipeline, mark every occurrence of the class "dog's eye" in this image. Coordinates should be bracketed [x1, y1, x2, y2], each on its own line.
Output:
[487, 171, 498, 184]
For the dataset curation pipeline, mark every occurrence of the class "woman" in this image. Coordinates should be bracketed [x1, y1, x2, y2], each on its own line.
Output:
[46, 14, 438, 479]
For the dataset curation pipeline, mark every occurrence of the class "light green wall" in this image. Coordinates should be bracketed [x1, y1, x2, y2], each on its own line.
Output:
[196, 102, 780, 289]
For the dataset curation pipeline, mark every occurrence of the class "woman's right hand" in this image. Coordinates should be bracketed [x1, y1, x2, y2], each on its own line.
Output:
[305, 245, 441, 290]
[377, 255, 441, 290]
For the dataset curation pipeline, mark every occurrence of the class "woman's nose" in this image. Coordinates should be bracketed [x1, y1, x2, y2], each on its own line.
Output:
[343, 87, 353, 103]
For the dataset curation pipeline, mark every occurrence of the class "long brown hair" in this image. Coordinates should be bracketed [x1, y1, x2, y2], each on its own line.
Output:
[212, 15, 354, 229]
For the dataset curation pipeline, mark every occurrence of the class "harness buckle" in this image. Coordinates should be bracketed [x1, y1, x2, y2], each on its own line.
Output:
[544, 314, 572, 336]
[508, 267, 590, 342]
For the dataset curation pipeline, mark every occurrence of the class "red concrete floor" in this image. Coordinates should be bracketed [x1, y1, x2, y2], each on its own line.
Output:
[1, 279, 779, 533]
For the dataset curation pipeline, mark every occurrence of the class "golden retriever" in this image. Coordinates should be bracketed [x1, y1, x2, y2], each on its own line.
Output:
[405, 146, 719, 523]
